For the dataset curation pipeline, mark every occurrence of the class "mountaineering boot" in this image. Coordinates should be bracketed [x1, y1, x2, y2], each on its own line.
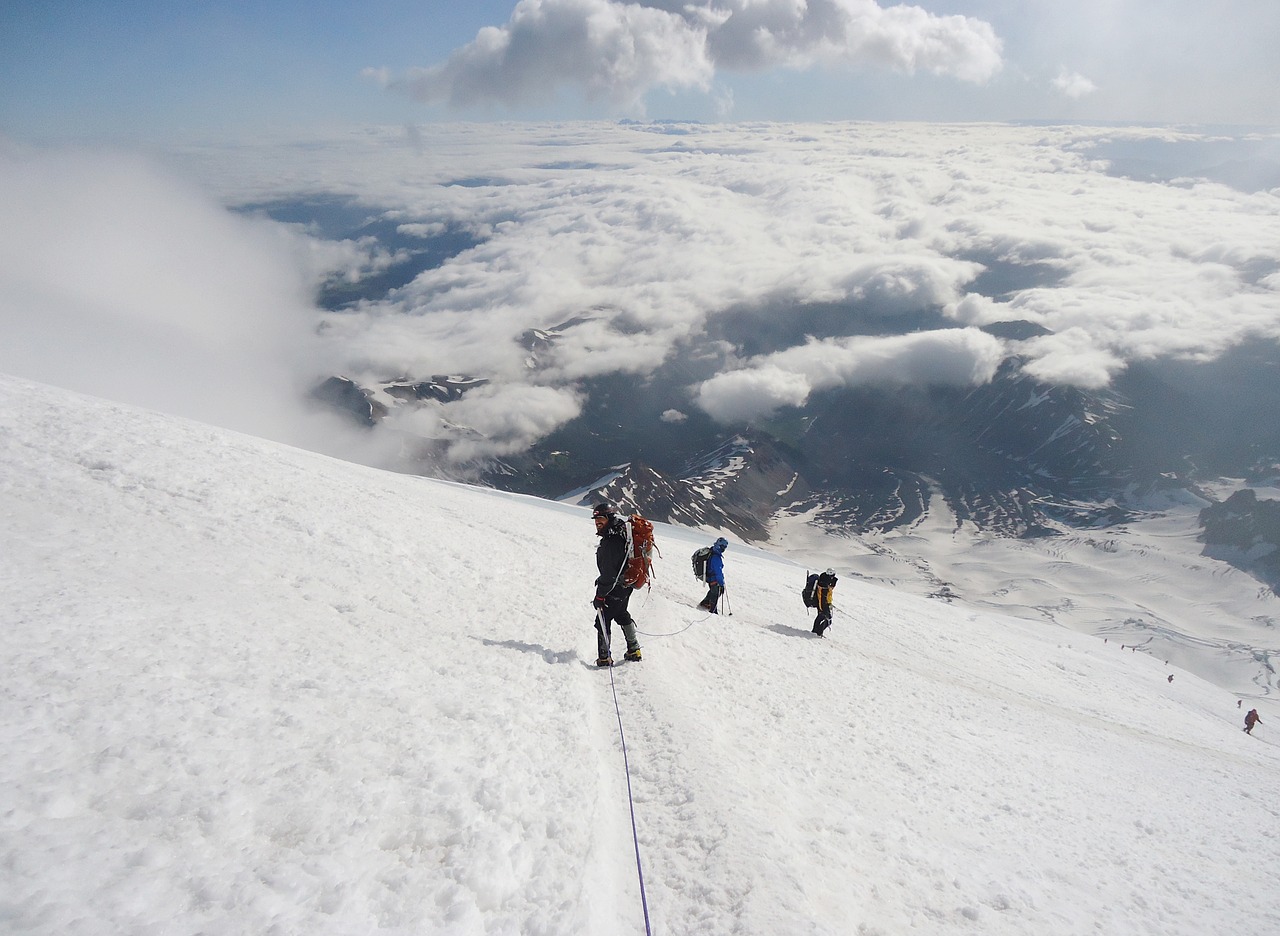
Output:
[624, 647, 642, 662]
[596, 656, 613, 667]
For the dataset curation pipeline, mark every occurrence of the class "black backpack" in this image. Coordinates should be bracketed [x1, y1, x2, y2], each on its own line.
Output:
[801, 572, 820, 608]
[691, 546, 713, 581]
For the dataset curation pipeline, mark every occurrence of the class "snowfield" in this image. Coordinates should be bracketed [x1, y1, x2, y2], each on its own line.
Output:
[2, 372, 1278, 935]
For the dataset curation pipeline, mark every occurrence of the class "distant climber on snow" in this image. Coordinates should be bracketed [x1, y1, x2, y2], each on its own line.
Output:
[807, 568, 837, 637]
[697, 537, 728, 613]
[590, 502, 642, 667]
[1244, 708, 1261, 734]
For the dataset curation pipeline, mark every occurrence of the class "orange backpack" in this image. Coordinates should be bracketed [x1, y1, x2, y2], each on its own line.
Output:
[622, 513, 660, 589]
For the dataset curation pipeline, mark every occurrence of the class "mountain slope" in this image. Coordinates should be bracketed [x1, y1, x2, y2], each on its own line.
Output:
[2, 373, 1278, 936]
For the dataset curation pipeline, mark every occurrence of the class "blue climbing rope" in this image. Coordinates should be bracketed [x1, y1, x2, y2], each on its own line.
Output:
[607, 664, 653, 936]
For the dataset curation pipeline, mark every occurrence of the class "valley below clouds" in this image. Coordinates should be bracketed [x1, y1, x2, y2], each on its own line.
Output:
[177, 120, 1280, 462]
[5, 121, 1278, 466]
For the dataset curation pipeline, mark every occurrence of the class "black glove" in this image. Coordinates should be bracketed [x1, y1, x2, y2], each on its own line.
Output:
[592, 595, 608, 609]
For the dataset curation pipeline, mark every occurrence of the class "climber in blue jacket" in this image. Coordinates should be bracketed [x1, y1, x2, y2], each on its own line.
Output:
[697, 537, 728, 613]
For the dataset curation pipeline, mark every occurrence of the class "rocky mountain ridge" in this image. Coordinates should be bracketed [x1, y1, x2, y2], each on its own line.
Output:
[1199, 488, 1280, 590]
[308, 335, 1280, 591]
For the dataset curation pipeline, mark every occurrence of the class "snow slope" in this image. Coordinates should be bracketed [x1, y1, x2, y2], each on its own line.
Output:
[2, 372, 1278, 935]
[770, 481, 1280, 701]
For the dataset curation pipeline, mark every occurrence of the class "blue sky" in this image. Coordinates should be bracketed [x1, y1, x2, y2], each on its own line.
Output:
[3, 0, 1279, 142]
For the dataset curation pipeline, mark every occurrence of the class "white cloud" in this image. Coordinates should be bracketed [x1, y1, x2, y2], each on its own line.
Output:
[696, 364, 813, 423]
[696, 328, 1005, 422]
[443, 383, 583, 461]
[945, 292, 1008, 327]
[1018, 327, 1125, 389]
[1052, 68, 1097, 100]
[388, 0, 1002, 114]
[540, 317, 677, 381]
[697, 0, 1003, 80]
[392, 0, 715, 112]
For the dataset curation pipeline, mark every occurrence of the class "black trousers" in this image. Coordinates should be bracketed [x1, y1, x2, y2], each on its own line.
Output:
[595, 589, 639, 660]
[700, 582, 724, 612]
[813, 607, 832, 635]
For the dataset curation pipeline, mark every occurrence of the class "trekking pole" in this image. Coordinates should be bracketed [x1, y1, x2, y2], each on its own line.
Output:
[594, 605, 610, 663]
[722, 586, 732, 616]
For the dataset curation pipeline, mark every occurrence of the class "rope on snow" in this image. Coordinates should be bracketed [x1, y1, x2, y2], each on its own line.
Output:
[606, 664, 654, 936]
[631, 584, 710, 638]
[636, 618, 702, 638]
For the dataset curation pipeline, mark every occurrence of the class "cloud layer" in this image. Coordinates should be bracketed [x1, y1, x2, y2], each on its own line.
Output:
[6, 122, 1280, 464]
[387, 0, 1003, 113]
[284, 123, 1278, 455]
